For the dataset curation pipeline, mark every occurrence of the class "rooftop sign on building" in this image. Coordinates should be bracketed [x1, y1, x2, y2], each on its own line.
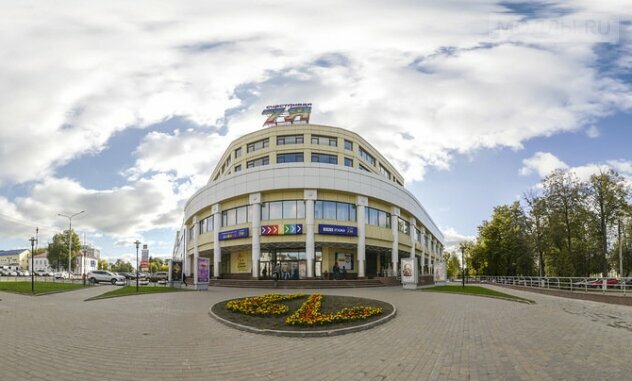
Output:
[261, 103, 312, 127]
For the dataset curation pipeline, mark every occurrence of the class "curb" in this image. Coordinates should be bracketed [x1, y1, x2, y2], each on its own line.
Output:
[85, 288, 191, 301]
[420, 289, 535, 304]
[209, 301, 397, 337]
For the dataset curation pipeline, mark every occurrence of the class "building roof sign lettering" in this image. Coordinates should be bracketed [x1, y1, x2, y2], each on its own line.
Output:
[261, 103, 312, 127]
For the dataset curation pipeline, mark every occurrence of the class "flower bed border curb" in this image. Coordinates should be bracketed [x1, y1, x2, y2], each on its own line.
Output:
[209, 298, 397, 337]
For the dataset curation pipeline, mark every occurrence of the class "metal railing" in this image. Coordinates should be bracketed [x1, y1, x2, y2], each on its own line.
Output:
[467, 276, 631, 295]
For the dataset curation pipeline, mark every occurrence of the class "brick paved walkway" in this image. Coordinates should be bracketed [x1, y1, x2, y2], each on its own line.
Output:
[1, 284, 631, 380]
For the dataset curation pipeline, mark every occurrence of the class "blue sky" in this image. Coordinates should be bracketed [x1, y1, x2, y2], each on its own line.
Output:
[0, 0, 630, 262]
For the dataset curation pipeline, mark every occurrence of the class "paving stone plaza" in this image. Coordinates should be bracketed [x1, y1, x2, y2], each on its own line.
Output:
[1, 285, 631, 380]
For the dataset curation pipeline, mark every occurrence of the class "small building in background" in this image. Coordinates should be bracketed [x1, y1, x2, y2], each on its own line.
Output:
[32, 252, 51, 272]
[0, 249, 30, 270]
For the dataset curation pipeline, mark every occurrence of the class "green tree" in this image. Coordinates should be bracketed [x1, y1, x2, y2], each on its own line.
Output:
[97, 259, 108, 270]
[587, 169, 629, 276]
[110, 259, 134, 273]
[542, 169, 589, 276]
[471, 202, 534, 276]
[444, 251, 461, 279]
[524, 191, 548, 276]
[47, 229, 82, 272]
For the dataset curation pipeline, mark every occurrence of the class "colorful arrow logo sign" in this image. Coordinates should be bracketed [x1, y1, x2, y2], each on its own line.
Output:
[261, 224, 303, 235]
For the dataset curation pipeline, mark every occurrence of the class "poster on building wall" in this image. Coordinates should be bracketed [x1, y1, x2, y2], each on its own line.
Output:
[401, 257, 417, 289]
[335, 252, 354, 270]
[198, 258, 209, 283]
[171, 260, 183, 281]
[237, 253, 248, 272]
[434, 261, 447, 284]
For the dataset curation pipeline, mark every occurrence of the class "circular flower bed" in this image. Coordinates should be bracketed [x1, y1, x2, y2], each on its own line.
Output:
[211, 294, 395, 335]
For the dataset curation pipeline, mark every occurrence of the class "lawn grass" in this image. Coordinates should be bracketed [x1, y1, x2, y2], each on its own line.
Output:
[90, 285, 189, 300]
[212, 294, 394, 331]
[422, 285, 534, 303]
[0, 281, 85, 295]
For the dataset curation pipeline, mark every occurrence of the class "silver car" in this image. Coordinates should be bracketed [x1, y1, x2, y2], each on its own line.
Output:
[87, 270, 125, 285]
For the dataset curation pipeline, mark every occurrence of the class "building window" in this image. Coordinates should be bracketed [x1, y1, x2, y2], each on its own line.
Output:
[277, 152, 304, 163]
[311, 135, 337, 147]
[235, 147, 242, 158]
[398, 217, 410, 235]
[260, 200, 306, 220]
[365, 208, 392, 229]
[359, 147, 376, 166]
[188, 226, 194, 241]
[247, 156, 269, 168]
[314, 201, 356, 222]
[221, 206, 249, 227]
[344, 139, 353, 150]
[199, 216, 214, 235]
[379, 164, 391, 179]
[247, 138, 269, 153]
[234, 164, 242, 172]
[344, 157, 353, 167]
[311, 153, 338, 165]
[277, 134, 304, 145]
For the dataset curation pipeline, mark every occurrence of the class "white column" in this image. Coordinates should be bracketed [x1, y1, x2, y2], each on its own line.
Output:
[213, 204, 221, 278]
[420, 228, 426, 275]
[193, 216, 199, 285]
[410, 217, 416, 259]
[250, 193, 262, 279]
[391, 207, 400, 276]
[356, 196, 368, 278]
[304, 190, 317, 278]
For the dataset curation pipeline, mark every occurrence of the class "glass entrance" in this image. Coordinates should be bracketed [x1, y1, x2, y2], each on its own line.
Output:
[259, 249, 320, 280]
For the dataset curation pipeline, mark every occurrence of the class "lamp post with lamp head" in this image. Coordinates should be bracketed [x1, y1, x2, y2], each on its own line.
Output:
[134, 240, 141, 292]
[58, 210, 85, 277]
[29, 236, 36, 293]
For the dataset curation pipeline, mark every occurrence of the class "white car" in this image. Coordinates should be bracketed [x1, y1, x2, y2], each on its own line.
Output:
[54, 271, 70, 279]
[87, 270, 126, 285]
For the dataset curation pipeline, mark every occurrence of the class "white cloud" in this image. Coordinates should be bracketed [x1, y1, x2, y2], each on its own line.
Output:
[441, 227, 476, 252]
[1, 0, 631, 248]
[520, 152, 569, 177]
[586, 126, 600, 138]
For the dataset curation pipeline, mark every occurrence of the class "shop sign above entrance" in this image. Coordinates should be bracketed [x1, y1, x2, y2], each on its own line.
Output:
[219, 228, 249, 241]
[318, 224, 357, 236]
[261, 224, 303, 236]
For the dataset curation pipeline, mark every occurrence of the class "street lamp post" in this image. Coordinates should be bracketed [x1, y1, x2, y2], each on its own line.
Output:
[620, 218, 624, 280]
[134, 240, 141, 292]
[58, 210, 85, 277]
[29, 236, 36, 293]
[461, 245, 465, 288]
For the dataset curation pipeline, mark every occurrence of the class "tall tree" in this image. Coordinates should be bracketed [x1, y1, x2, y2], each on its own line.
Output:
[587, 168, 629, 276]
[524, 190, 548, 276]
[542, 169, 588, 276]
[47, 229, 82, 272]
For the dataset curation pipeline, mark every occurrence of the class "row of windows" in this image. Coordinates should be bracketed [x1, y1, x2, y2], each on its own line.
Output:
[276, 152, 304, 163]
[261, 200, 306, 220]
[193, 204, 442, 239]
[199, 215, 215, 234]
[359, 146, 376, 166]
[222, 205, 251, 227]
[247, 138, 269, 153]
[311, 135, 338, 146]
[314, 201, 357, 222]
[366, 207, 391, 228]
[247, 156, 269, 168]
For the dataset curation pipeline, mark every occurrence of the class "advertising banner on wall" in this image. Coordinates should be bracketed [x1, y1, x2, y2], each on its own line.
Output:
[401, 257, 417, 289]
[335, 252, 354, 270]
[219, 228, 249, 241]
[318, 224, 357, 236]
[171, 260, 183, 282]
[261, 224, 303, 236]
[434, 261, 447, 284]
[198, 257, 209, 283]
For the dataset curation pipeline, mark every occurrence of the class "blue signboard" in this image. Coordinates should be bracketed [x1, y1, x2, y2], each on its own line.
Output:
[318, 224, 357, 236]
[219, 228, 249, 241]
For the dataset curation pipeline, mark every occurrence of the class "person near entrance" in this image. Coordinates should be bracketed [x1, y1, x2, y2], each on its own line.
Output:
[273, 263, 280, 281]
[341, 267, 347, 280]
[333, 263, 340, 280]
[262, 265, 267, 279]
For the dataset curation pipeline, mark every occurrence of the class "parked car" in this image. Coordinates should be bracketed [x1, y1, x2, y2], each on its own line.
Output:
[54, 271, 70, 279]
[20, 270, 30, 277]
[149, 272, 168, 282]
[87, 270, 126, 285]
[0, 269, 9, 276]
[588, 278, 619, 288]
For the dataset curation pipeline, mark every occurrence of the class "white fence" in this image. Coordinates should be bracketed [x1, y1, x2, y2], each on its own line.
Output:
[469, 276, 632, 295]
